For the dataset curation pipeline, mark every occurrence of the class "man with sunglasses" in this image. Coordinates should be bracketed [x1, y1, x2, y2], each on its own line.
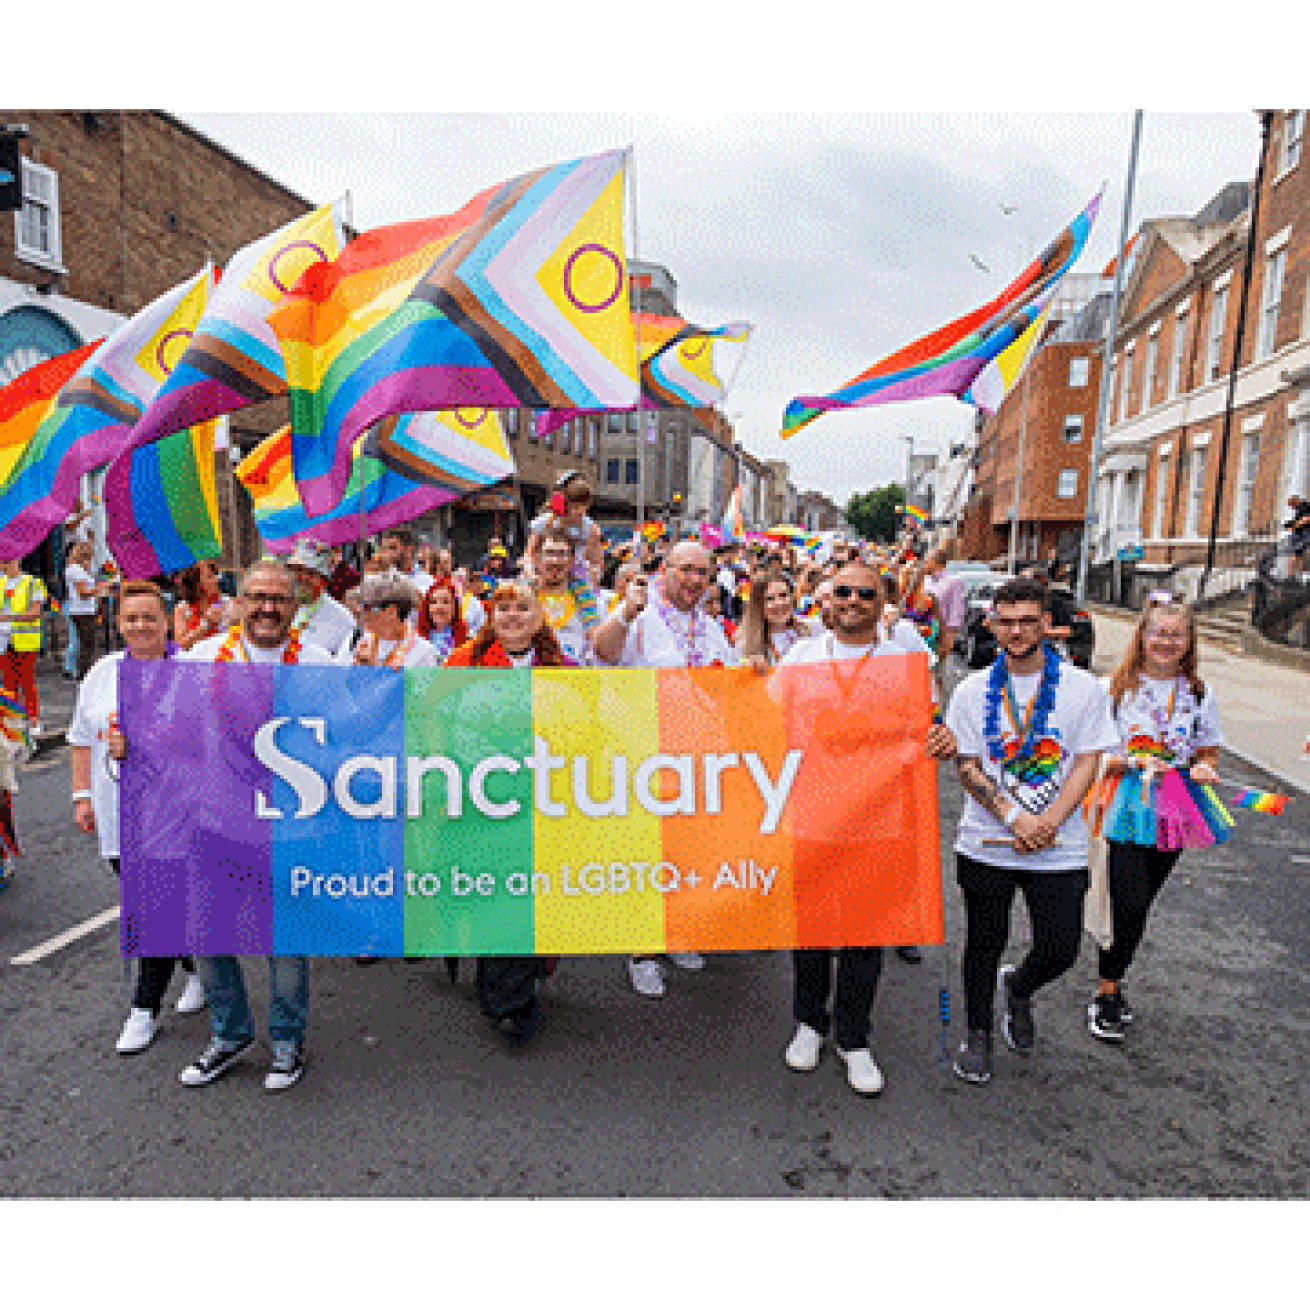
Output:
[775, 560, 954, 1095]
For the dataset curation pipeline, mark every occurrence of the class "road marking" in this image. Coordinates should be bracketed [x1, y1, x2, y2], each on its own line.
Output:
[9, 905, 120, 966]
[1292, 856, 1310, 866]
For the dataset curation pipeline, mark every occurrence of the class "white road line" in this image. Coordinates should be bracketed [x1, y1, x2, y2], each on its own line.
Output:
[1292, 856, 1310, 866]
[8, 905, 120, 966]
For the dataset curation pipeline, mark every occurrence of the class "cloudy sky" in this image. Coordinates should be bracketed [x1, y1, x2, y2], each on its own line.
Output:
[181, 110, 1262, 506]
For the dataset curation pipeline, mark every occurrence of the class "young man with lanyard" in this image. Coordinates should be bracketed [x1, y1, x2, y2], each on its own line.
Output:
[533, 524, 601, 667]
[1, 556, 48, 735]
[112, 560, 335, 1092]
[776, 560, 955, 1095]
[592, 540, 737, 997]
[944, 576, 1118, 1085]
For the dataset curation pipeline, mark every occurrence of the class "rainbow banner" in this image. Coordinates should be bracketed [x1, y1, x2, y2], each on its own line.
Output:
[118, 658, 942, 957]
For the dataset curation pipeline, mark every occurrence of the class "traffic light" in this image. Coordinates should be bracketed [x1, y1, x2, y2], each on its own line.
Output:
[0, 135, 22, 212]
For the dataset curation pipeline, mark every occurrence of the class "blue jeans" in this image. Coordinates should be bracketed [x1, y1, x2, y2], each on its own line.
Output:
[199, 956, 309, 1045]
[63, 616, 79, 677]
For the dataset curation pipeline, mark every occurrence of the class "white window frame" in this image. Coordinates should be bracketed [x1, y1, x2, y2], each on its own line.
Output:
[1142, 325, 1160, 412]
[1117, 347, 1134, 422]
[1233, 431, 1260, 536]
[1068, 356, 1090, 388]
[1062, 413, 1084, 444]
[1186, 445, 1209, 537]
[1206, 279, 1230, 382]
[1280, 110, 1304, 175]
[1056, 468, 1079, 499]
[1168, 311, 1188, 399]
[1152, 452, 1171, 538]
[1258, 243, 1287, 360]
[13, 158, 64, 272]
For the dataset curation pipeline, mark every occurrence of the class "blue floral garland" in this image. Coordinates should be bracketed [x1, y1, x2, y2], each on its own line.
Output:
[983, 642, 1062, 764]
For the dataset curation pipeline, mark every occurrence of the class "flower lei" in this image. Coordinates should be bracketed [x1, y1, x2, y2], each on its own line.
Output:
[214, 626, 303, 665]
[984, 642, 1061, 765]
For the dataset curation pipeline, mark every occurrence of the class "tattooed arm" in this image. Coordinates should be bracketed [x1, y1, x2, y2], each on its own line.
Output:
[955, 755, 1014, 826]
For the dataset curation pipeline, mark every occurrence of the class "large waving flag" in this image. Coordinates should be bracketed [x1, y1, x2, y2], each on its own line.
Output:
[0, 340, 101, 487]
[0, 267, 212, 558]
[781, 192, 1101, 439]
[237, 408, 515, 552]
[103, 420, 224, 577]
[270, 150, 639, 516]
[964, 303, 1053, 414]
[121, 203, 346, 453]
[642, 320, 753, 408]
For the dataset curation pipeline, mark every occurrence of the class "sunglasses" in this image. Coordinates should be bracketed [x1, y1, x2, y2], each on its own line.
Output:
[832, 585, 878, 601]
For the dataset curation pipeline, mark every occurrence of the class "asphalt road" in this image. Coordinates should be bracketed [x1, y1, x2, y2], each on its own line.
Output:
[2, 661, 1307, 1200]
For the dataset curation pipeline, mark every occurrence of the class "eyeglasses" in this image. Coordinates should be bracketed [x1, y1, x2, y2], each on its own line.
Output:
[244, 592, 296, 609]
[832, 585, 878, 601]
[991, 616, 1042, 630]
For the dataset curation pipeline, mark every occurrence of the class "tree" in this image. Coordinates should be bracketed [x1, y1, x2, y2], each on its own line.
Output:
[845, 483, 905, 542]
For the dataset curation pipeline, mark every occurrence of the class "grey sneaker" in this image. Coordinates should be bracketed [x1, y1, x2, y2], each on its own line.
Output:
[953, 1029, 993, 1084]
[264, 1041, 304, 1093]
[999, 965, 1034, 1054]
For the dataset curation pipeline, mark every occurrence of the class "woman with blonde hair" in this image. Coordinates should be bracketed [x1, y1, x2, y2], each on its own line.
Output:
[1085, 592, 1231, 1043]
[736, 570, 815, 671]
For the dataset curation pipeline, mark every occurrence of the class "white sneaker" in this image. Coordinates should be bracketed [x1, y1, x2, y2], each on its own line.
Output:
[837, 1047, 885, 1096]
[784, 1023, 825, 1072]
[667, 952, 704, 971]
[115, 1007, 158, 1055]
[175, 972, 207, 1014]
[627, 957, 666, 998]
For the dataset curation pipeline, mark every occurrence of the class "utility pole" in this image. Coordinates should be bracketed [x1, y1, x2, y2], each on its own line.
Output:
[1076, 110, 1143, 606]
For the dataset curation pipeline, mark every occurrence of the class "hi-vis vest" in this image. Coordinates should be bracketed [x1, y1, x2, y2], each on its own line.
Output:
[2, 574, 46, 652]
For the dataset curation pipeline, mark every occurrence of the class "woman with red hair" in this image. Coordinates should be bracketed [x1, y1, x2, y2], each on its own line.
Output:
[415, 578, 469, 664]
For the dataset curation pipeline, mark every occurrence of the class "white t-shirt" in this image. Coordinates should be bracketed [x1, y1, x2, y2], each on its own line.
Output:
[1105, 675, 1223, 768]
[335, 633, 442, 669]
[183, 632, 335, 666]
[946, 662, 1119, 871]
[64, 564, 99, 616]
[612, 599, 738, 669]
[66, 651, 128, 859]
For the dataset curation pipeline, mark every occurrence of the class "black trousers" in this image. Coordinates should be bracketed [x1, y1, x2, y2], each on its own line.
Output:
[72, 613, 98, 681]
[1098, 842, 1181, 983]
[956, 854, 1088, 1033]
[792, 947, 884, 1050]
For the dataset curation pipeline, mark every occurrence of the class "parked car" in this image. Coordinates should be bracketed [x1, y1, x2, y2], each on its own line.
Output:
[955, 572, 1095, 669]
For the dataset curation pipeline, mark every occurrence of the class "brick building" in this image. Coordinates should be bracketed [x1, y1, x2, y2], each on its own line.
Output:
[1092, 110, 1310, 591]
[957, 297, 1107, 568]
[0, 109, 322, 574]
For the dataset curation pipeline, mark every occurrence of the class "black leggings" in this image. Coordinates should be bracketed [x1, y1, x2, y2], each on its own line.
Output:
[1098, 842, 1181, 983]
[109, 858, 194, 1014]
[956, 854, 1089, 1033]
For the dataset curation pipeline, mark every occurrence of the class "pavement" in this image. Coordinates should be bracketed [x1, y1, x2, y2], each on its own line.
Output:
[1085, 609, 1310, 796]
[2, 643, 1307, 1204]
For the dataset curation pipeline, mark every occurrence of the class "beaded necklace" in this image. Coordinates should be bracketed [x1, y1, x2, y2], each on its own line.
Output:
[984, 643, 1061, 765]
[214, 626, 304, 665]
[651, 577, 710, 667]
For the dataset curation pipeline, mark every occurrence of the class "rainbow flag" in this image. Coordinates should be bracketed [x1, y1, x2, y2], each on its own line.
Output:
[642, 320, 752, 408]
[781, 192, 1101, 439]
[721, 484, 745, 543]
[1231, 788, 1288, 816]
[965, 303, 1053, 414]
[117, 656, 942, 957]
[103, 420, 224, 577]
[236, 408, 514, 552]
[904, 505, 929, 526]
[116, 204, 346, 460]
[269, 150, 639, 517]
[0, 267, 212, 559]
[0, 341, 101, 487]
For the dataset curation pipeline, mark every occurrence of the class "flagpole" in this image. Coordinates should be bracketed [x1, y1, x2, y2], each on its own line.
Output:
[1007, 359, 1033, 573]
[1076, 111, 1143, 606]
[626, 145, 646, 532]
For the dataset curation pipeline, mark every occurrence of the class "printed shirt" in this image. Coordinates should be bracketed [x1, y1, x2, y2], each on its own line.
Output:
[946, 663, 1119, 871]
[1106, 676, 1223, 769]
[536, 587, 594, 666]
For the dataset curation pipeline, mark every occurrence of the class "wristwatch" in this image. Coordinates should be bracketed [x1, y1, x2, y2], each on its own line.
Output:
[71, 790, 92, 805]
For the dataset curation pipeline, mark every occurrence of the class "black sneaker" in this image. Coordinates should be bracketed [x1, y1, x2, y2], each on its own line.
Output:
[999, 965, 1034, 1054]
[895, 945, 922, 964]
[1087, 991, 1127, 1043]
[953, 1029, 993, 1084]
[179, 1036, 253, 1087]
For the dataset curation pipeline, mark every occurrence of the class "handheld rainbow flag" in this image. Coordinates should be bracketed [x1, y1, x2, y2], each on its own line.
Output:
[904, 505, 929, 526]
[270, 150, 639, 517]
[1231, 788, 1288, 816]
[720, 483, 745, 544]
[0, 267, 212, 559]
[781, 191, 1101, 440]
